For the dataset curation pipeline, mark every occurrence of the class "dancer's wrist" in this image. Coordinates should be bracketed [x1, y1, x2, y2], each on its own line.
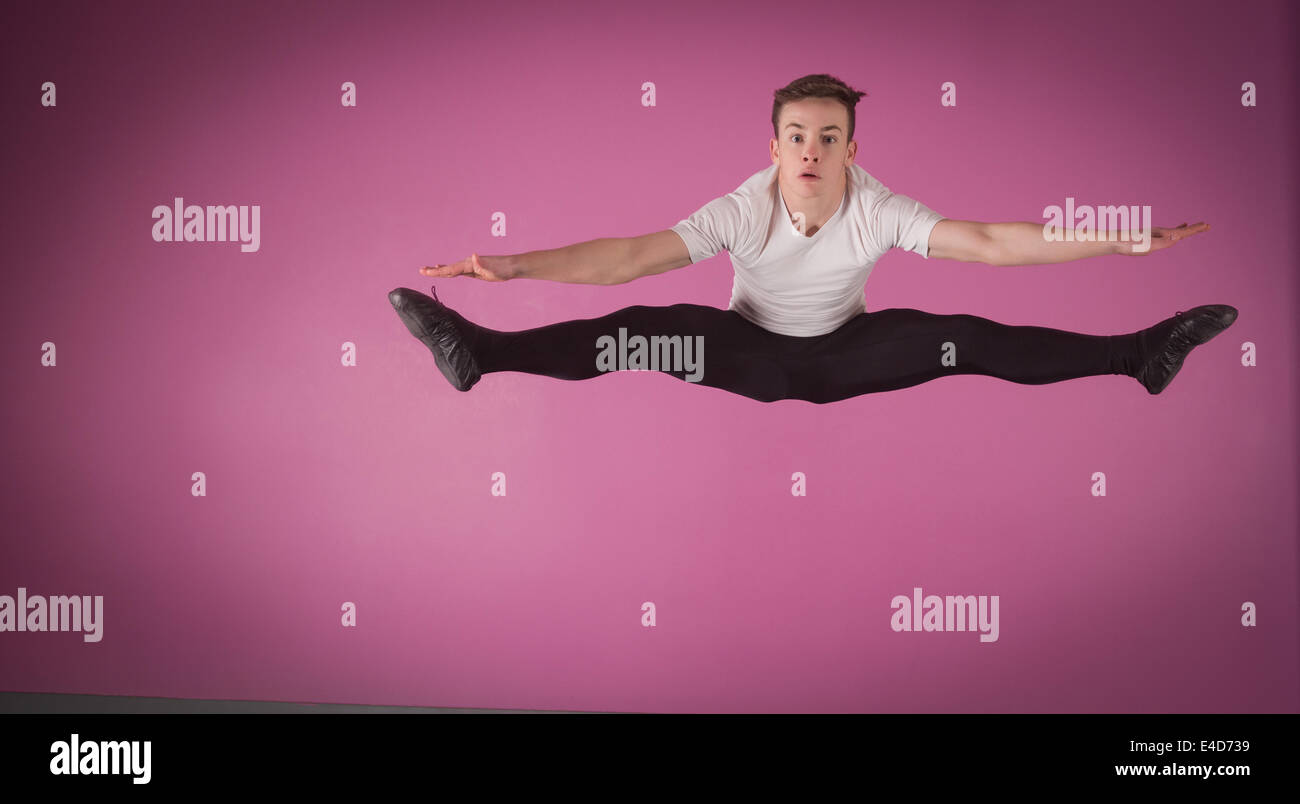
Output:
[1110, 238, 1139, 256]
[482, 254, 521, 280]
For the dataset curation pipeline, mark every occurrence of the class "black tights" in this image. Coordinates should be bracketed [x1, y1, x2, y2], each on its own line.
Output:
[465, 304, 1147, 404]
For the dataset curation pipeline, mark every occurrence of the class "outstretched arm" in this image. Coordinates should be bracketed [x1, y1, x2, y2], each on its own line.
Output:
[420, 231, 692, 285]
[927, 219, 1210, 266]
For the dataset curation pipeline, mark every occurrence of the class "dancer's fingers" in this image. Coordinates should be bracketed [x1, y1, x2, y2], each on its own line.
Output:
[1169, 222, 1210, 242]
[420, 262, 465, 277]
[421, 255, 475, 277]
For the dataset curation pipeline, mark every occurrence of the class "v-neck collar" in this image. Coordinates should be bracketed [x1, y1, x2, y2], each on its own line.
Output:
[779, 182, 848, 241]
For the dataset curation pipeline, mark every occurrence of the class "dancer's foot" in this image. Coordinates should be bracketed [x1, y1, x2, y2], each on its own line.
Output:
[388, 285, 483, 391]
[1135, 304, 1238, 395]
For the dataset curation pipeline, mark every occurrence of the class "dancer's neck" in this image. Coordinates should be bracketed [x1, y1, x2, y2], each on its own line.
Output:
[779, 178, 846, 238]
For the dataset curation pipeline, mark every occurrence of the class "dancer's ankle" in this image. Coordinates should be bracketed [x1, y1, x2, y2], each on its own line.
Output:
[455, 316, 500, 374]
[1107, 332, 1145, 377]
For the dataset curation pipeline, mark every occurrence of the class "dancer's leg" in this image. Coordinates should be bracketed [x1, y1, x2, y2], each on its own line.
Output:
[469, 303, 796, 402]
[777, 308, 1146, 404]
[393, 287, 1235, 403]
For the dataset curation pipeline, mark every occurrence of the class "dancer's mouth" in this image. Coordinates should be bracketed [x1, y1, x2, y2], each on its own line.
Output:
[799, 174, 819, 181]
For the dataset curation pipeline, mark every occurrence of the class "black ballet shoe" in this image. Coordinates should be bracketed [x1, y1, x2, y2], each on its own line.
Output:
[388, 285, 483, 392]
[1135, 304, 1238, 395]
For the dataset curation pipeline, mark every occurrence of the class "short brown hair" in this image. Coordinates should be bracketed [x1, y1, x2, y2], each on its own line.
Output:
[771, 73, 868, 142]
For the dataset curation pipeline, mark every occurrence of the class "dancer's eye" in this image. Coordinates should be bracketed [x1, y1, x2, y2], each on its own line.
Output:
[790, 135, 836, 144]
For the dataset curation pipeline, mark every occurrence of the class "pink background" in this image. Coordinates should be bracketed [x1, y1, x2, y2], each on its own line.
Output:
[1, 0, 1295, 712]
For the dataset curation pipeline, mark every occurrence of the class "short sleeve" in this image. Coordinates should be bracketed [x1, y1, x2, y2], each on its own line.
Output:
[670, 192, 750, 264]
[868, 189, 945, 259]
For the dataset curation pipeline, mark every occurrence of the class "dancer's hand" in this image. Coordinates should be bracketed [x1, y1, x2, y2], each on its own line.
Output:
[1119, 222, 1210, 255]
[420, 253, 512, 281]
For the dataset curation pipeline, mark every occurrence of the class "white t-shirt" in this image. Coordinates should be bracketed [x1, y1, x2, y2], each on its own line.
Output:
[670, 163, 945, 336]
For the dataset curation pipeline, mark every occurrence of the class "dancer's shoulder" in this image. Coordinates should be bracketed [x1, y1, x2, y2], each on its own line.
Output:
[847, 163, 890, 198]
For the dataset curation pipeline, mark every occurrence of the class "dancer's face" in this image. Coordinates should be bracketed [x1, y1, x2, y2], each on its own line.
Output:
[770, 98, 857, 200]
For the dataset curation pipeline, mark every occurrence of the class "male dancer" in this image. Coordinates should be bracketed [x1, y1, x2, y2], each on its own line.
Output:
[389, 74, 1236, 404]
